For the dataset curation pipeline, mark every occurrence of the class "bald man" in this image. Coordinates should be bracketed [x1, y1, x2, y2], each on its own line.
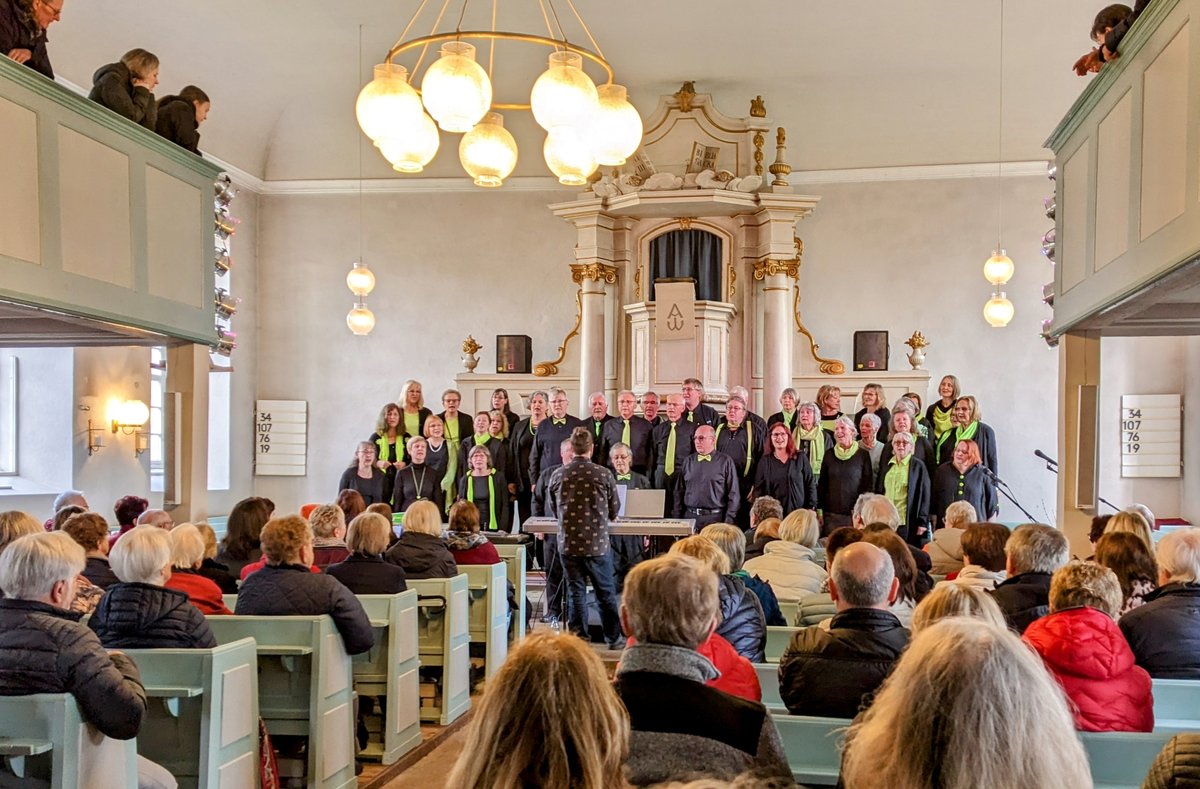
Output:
[673, 425, 740, 531]
[649, 395, 696, 510]
[600, 390, 653, 475]
[137, 509, 174, 530]
[778, 542, 909, 717]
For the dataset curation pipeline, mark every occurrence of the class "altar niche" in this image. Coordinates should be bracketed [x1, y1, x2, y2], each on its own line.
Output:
[647, 229, 723, 303]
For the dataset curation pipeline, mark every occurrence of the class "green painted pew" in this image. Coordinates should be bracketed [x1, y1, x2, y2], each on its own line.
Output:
[207, 615, 357, 789]
[464, 562, 509, 678]
[408, 574, 472, 725]
[0, 694, 138, 788]
[354, 591, 421, 764]
[771, 712, 848, 787]
[778, 599, 800, 628]
[123, 638, 259, 789]
[765, 626, 799, 663]
[1152, 679, 1200, 733]
[1079, 730, 1176, 788]
[494, 544, 527, 641]
[754, 663, 786, 713]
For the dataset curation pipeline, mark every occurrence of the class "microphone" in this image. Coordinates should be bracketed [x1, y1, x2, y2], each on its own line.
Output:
[1034, 449, 1058, 466]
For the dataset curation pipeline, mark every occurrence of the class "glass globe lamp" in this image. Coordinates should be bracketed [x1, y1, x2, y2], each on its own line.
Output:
[421, 42, 492, 133]
[589, 84, 642, 166]
[346, 262, 376, 297]
[983, 249, 1015, 286]
[377, 110, 440, 173]
[983, 292, 1015, 327]
[544, 125, 598, 186]
[530, 51, 599, 132]
[459, 112, 518, 187]
[355, 63, 424, 146]
[347, 303, 376, 335]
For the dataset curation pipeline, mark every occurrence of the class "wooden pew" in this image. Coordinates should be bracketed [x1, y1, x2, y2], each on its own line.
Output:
[463, 562, 509, 678]
[764, 626, 799, 663]
[0, 694, 138, 789]
[494, 544, 527, 640]
[778, 599, 800, 628]
[754, 663, 786, 713]
[207, 615, 358, 789]
[1152, 678, 1200, 733]
[354, 591, 421, 764]
[407, 575, 472, 725]
[122, 638, 259, 789]
[1079, 730, 1176, 789]
[770, 712, 849, 787]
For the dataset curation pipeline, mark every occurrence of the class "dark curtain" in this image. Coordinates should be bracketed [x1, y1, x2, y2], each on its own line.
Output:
[648, 230, 722, 302]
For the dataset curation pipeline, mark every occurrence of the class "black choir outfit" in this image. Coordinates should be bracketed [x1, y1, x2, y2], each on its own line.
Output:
[393, 462, 445, 514]
[369, 430, 406, 503]
[612, 470, 651, 588]
[501, 410, 520, 434]
[511, 416, 541, 522]
[532, 463, 566, 621]
[674, 452, 740, 530]
[457, 435, 511, 488]
[400, 407, 434, 440]
[649, 418, 696, 511]
[529, 415, 586, 481]
[767, 410, 799, 432]
[879, 433, 938, 477]
[586, 414, 615, 463]
[337, 466, 389, 506]
[932, 464, 998, 524]
[795, 429, 835, 475]
[853, 408, 891, 445]
[745, 409, 769, 435]
[817, 447, 875, 531]
[818, 410, 844, 434]
[600, 415, 654, 474]
[935, 421, 999, 474]
[438, 410, 475, 447]
[876, 456, 932, 547]
[924, 400, 956, 443]
[457, 469, 511, 532]
[715, 419, 763, 526]
[752, 453, 817, 514]
[685, 403, 720, 427]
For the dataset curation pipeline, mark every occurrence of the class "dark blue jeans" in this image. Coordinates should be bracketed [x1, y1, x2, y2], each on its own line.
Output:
[562, 551, 622, 644]
[543, 535, 565, 619]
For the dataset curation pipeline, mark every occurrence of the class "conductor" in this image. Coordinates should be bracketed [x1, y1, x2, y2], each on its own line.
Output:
[557, 426, 623, 649]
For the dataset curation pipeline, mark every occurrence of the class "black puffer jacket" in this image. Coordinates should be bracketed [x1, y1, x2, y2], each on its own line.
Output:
[235, 564, 374, 655]
[779, 608, 909, 718]
[0, 599, 146, 739]
[1120, 583, 1200, 679]
[716, 574, 766, 662]
[990, 571, 1052, 634]
[384, 532, 458, 580]
[88, 61, 156, 130]
[156, 94, 200, 153]
[89, 582, 216, 649]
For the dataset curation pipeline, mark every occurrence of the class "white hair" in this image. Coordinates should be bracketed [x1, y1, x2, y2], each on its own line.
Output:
[169, 524, 206, 569]
[0, 532, 85, 600]
[855, 493, 900, 530]
[52, 490, 86, 512]
[944, 501, 979, 531]
[1158, 528, 1200, 584]
[110, 525, 172, 585]
[779, 509, 820, 548]
[1005, 524, 1070, 575]
[859, 412, 881, 431]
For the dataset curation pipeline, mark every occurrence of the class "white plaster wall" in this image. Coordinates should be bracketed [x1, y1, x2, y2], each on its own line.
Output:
[1181, 336, 1200, 524]
[796, 175, 1060, 523]
[0, 347, 73, 517]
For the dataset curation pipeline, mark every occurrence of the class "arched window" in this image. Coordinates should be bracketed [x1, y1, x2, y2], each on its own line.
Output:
[648, 229, 723, 301]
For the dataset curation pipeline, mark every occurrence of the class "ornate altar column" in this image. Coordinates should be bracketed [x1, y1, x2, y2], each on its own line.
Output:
[755, 258, 797, 410]
[573, 263, 617, 406]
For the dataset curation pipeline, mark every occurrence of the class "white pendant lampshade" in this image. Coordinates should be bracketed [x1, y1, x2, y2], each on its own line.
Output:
[459, 112, 518, 187]
[544, 125, 597, 186]
[377, 109, 440, 173]
[530, 50, 599, 132]
[355, 63, 424, 145]
[346, 261, 376, 297]
[347, 303, 376, 335]
[983, 249, 1015, 286]
[589, 83, 642, 166]
[421, 41, 492, 133]
[983, 292, 1015, 327]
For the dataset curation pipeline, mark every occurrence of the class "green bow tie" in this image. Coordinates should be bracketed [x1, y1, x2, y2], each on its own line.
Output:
[553, 418, 566, 425]
[697, 454, 711, 462]
[617, 474, 632, 480]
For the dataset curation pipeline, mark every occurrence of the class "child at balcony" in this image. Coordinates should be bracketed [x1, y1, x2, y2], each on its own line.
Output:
[88, 48, 158, 131]
[156, 84, 210, 155]
[1073, 1, 1150, 76]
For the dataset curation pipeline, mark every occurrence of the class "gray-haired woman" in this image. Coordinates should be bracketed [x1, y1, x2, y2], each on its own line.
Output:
[817, 416, 875, 532]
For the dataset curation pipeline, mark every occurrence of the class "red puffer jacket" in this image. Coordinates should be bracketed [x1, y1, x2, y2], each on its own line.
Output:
[1024, 606, 1154, 732]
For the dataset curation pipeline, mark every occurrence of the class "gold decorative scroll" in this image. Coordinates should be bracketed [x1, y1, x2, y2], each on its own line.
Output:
[750, 96, 766, 118]
[570, 262, 618, 284]
[728, 263, 737, 300]
[534, 288, 583, 377]
[676, 217, 693, 231]
[633, 265, 642, 299]
[753, 258, 799, 280]
[793, 283, 845, 376]
[753, 131, 765, 176]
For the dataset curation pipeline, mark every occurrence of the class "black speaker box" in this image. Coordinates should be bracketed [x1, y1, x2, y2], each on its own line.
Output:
[854, 331, 889, 371]
[496, 335, 532, 374]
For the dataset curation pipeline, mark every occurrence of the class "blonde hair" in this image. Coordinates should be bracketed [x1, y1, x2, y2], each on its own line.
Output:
[120, 48, 159, 79]
[0, 532, 85, 599]
[260, 515, 312, 565]
[399, 380, 424, 410]
[816, 384, 841, 412]
[955, 395, 981, 424]
[699, 523, 745, 571]
[309, 504, 346, 540]
[422, 414, 444, 438]
[346, 513, 391, 555]
[446, 632, 629, 789]
[911, 583, 1006, 633]
[110, 525, 172, 585]
[169, 524, 206, 569]
[779, 509, 820, 548]
[668, 535, 730, 575]
[1104, 510, 1154, 554]
[193, 522, 218, 559]
[943, 501, 979, 531]
[755, 517, 782, 541]
[841, 618, 1091, 789]
[0, 511, 42, 554]
[1049, 561, 1122, 618]
[488, 409, 509, 440]
[404, 500, 443, 537]
[622, 554, 717, 649]
[861, 383, 888, 411]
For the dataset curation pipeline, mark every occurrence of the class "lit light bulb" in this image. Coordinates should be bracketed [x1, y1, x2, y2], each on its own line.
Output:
[983, 249, 1015, 286]
[347, 303, 376, 335]
[530, 51, 599, 132]
[376, 109, 440, 173]
[544, 126, 597, 186]
[356, 63, 426, 145]
[346, 262, 376, 297]
[983, 292, 1015, 327]
[421, 42, 492, 133]
[589, 84, 642, 166]
[459, 112, 518, 187]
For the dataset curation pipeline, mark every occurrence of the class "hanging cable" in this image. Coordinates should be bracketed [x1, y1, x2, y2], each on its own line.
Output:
[545, 0, 568, 42]
[413, 0, 455, 81]
[565, 0, 604, 60]
[996, 0, 1006, 249]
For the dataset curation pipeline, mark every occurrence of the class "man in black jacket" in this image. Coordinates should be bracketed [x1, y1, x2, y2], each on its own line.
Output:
[0, 0, 60, 80]
[989, 523, 1069, 634]
[528, 386, 584, 481]
[1121, 528, 1200, 678]
[600, 390, 653, 475]
[779, 542, 909, 718]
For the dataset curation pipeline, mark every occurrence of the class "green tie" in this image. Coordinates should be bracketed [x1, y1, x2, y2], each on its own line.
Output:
[622, 419, 631, 445]
[594, 420, 602, 437]
[698, 454, 711, 462]
[687, 411, 694, 423]
[617, 474, 631, 481]
[666, 423, 677, 476]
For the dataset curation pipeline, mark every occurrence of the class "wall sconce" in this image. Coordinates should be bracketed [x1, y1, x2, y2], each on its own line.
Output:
[86, 419, 105, 455]
[110, 399, 150, 435]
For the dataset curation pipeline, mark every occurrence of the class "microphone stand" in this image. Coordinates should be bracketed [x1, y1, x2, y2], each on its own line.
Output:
[985, 469, 1039, 522]
[1036, 462, 1121, 512]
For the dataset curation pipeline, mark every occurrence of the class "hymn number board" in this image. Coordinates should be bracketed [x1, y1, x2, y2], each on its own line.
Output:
[255, 400, 307, 476]
[1120, 394, 1181, 478]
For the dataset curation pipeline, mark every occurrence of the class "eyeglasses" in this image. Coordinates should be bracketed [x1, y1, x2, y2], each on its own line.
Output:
[38, 0, 63, 18]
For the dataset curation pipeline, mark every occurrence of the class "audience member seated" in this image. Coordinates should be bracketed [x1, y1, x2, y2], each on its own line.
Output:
[613, 554, 789, 785]
[50, 503, 84, 533]
[163, 524, 232, 615]
[779, 542, 909, 718]
[192, 522, 238, 594]
[0, 532, 178, 789]
[110, 494, 149, 548]
[990, 523, 1069, 634]
[0, 0, 61, 79]
[215, 496, 273, 579]
[924, 501, 976, 575]
[445, 500, 502, 565]
[384, 500, 457, 579]
[701, 522, 786, 626]
[327, 512, 407, 595]
[1024, 561, 1153, 732]
[446, 632, 629, 789]
[855, 493, 934, 575]
[1094, 530, 1158, 615]
[797, 526, 864, 628]
[62, 511, 119, 588]
[0, 510, 40, 555]
[156, 85, 210, 154]
[88, 525, 215, 649]
[137, 509, 174, 531]
[235, 515, 374, 655]
[670, 535, 766, 663]
[742, 508, 827, 601]
[1105, 509, 1155, 554]
[337, 488, 368, 525]
[309, 504, 350, 569]
[862, 526, 927, 627]
[944, 521, 1009, 590]
[743, 496, 783, 562]
[88, 48, 159, 130]
[910, 582, 1007, 633]
[840, 618, 1091, 789]
[1142, 732, 1200, 789]
[1120, 528, 1200, 678]
[365, 501, 393, 522]
[1072, 2, 1148, 76]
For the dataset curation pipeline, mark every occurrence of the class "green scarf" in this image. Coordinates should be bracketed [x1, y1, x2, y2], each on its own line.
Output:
[781, 410, 795, 430]
[716, 422, 753, 476]
[375, 434, 405, 465]
[833, 442, 860, 461]
[930, 402, 954, 439]
[958, 421, 980, 442]
[795, 425, 826, 472]
[884, 455, 910, 521]
[466, 470, 498, 530]
[475, 433, 491, 444]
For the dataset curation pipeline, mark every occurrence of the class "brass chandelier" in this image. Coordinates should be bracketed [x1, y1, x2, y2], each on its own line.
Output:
[355, 0, 643, 187]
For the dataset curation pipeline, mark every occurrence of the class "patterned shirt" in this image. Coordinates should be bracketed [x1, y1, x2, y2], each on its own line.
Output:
[557, 457, 620, 557]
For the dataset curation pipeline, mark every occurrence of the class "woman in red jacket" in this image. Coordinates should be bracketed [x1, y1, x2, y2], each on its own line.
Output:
[445, 500, 501, 565]
[164, 523, 233, 615]
[1023, 561, 1153, 732]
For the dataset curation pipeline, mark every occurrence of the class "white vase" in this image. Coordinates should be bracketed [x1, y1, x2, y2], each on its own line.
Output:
[461, 353, 479, 373]
[906, 348, 926, 370]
